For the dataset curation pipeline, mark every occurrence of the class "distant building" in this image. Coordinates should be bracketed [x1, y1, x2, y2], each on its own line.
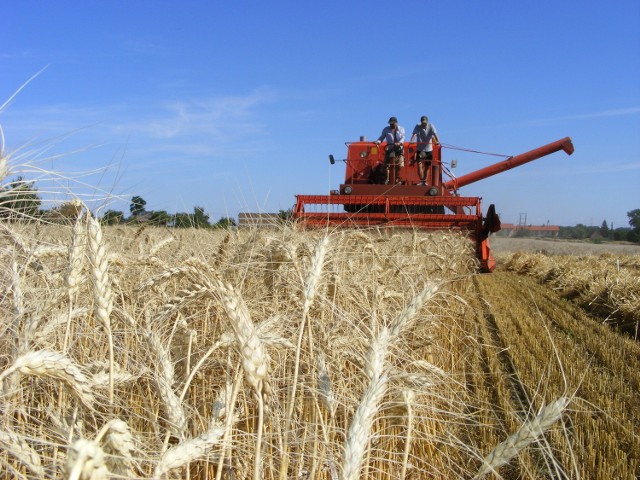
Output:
[498, 223, 560, 238]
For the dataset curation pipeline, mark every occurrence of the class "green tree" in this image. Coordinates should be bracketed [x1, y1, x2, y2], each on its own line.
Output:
[599, 219, 610, 238]
[0, 177, 42, 220]
[628, 209, 640, 231]
[149, 210, 171, 226]
[628, 209, 640, 244]
[278, 208, 294, 224]
[213, 217, 237, 229]
[173, 212, 193, 228]
[193, 206, 210, 228]
[612, 228, 630, 241]
[101, 210, 124, 225]
[44, 202, 83, 223]
[130, 196, 147, 217]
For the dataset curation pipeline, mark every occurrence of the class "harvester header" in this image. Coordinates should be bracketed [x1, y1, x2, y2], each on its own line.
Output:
[294, 136, 574, 272]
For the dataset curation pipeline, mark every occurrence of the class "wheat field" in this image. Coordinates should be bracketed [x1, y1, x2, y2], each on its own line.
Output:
[1, 215, 639, 479]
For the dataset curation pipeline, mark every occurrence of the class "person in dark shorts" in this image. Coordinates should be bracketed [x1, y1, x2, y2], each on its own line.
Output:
[375, 116, 405, 184]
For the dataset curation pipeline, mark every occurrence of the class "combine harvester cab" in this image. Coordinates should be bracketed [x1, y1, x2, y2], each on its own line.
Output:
[294, 136, 574, 272]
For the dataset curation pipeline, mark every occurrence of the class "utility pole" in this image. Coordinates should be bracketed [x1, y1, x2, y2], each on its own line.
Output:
[518, 213, 527, 229]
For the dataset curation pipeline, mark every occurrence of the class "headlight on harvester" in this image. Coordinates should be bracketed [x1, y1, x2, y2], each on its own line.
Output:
[428, 187, 439, 196]
[343, 186, 352, 194]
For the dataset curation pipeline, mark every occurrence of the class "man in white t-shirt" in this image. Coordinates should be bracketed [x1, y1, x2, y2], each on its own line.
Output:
[409, 115, 439, 186]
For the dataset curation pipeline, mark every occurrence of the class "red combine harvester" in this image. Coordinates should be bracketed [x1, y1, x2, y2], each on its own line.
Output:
[294, 137, 574, 272]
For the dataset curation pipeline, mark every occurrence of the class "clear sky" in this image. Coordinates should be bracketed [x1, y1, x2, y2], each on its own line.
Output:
[2, 1, 639, 228]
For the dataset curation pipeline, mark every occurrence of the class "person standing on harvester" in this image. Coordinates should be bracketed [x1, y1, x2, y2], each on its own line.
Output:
[375, 116, 405, 184]
[409, 115, 439, 186]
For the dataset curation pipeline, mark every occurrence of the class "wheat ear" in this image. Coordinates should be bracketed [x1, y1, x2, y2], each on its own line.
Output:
[88, 214, 115, 405]
[0, 349, 94, 408]
[473, 396, 570, 479]
[0, 428, 45, 478]
[205, 275, 269, 480]
[98, 419, 136, 478]
[205, 276, 269, 396]
[316, 352, 336, 417]
[144, 329, 187, 441]
[9, 256, 23, 321]
[64, 205, 86, 351]
[65, 438, 109, 480]
[341, 327, 391, 480]
[281, 235, 329, 479]
[153, 424, 226, 480]
[342, 282, 437, 480]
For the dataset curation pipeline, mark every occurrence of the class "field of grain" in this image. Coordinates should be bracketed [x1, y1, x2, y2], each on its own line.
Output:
[1, 218, 639, 479]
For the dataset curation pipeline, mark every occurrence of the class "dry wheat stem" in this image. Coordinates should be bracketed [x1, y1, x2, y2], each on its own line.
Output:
[179, 339, 229, 402]
[214, 367, 244, 480]
[399, 390, 415, 480]
[474, 396, 571, 479]
[0, 150, 7, 182]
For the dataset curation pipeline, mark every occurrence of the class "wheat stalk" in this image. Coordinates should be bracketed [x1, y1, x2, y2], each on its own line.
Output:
[281, 235, 330, 478]
[204, 274, 269, 480]
[473, 396, 571, 479]
[342, 281, 438, 480]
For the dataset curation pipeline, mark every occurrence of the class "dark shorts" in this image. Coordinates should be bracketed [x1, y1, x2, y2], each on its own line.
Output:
[415, 150, 433, 162]
[384, 145, 405, 166]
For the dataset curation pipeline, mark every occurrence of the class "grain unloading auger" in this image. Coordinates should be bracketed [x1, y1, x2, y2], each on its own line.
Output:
[294, 137, 574, 272]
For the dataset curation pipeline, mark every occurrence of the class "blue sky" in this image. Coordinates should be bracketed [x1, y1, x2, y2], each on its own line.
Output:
[2, 1, 639, 228]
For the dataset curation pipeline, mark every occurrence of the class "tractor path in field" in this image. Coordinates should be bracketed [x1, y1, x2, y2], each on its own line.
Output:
[471, 271, 640, 479]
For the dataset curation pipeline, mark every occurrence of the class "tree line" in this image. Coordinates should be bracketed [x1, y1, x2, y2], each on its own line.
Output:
[0, 179, 235, 228]
[514, 210, 640, 243]
[98, 195, 235, 228]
